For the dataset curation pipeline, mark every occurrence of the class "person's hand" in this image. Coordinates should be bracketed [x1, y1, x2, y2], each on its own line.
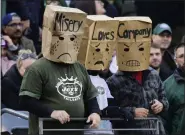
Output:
[3, 35, 13, 45]
[50, 110, 70, 124]
[86, 113, 101, 128]
[134, 108, 149, 118]
[151, 99, 163, 114]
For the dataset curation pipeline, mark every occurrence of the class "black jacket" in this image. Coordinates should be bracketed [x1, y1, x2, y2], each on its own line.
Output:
[1, 64, 23, 110]
[159, 49, 177, 81]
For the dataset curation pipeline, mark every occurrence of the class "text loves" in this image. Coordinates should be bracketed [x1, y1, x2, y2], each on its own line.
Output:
[53, 13, 83, 32]
[92, 31, 114, 40]
[91, 22, 115, 41]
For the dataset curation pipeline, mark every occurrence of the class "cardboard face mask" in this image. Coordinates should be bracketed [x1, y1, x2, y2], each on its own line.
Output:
[42, 5, 87, 63]
[78, 15, 119, 70]
[114, 17, 152, 71]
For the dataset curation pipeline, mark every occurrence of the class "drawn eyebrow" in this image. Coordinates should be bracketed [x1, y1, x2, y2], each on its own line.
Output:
[52, 33, 64, 36]
[138, 43, 143, 47]
[107, 43, 109, 48]
[124, 44, 129, 48]
[72, 34, 77, 38]
[95, 43, 100, 47]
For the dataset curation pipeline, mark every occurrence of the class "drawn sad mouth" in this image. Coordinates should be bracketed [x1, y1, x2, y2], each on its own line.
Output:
[94, 61, 104, 66]
[126, 60, 140, 66]
[58, 53, 72, 61]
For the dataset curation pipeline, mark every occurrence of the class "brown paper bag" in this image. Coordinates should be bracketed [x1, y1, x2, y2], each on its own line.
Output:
[78, 15, 119, 70]
[42, 5, 87, 63]
[114, 17, 152, 71]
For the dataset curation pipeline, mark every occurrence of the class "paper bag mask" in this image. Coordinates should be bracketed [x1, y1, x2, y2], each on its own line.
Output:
[42, 5, 87, 63]
[78, 15, 119, 70]
[114, 17, 152, 71]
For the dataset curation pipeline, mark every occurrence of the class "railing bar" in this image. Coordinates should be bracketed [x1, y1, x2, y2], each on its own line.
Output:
[39, 118, 158, 121]
[1, 108, 29, 120]
[39, 117, 159, 133]
[43, 128, 157, 131]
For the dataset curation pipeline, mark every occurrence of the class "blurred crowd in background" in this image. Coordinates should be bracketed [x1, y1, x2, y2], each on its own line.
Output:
[1, 0, 185, 135]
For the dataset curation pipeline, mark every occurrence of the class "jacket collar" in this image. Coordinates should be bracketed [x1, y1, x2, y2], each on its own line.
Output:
[174, 68, 185, 83]
[116, 68, 152, 84]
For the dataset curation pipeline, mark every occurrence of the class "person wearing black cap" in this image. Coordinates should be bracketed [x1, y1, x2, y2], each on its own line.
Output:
[2, 13, 36, 60]
[152, 23, 176, 81]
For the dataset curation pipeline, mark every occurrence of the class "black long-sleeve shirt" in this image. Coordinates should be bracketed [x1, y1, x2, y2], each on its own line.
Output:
[19, 96, 100, 118]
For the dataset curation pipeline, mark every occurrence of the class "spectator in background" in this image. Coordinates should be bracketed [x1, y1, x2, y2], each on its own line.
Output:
[1, 49, 37, 110]
[163, 43, 185, 135]
[2, 13, 36, 60]
[6, 0, 45, 54]
[1, 37, 16, 77]
[149, 44, 162, 72]
[101, 0, 118, 17]
[152, 23, 172, 52]
[70, 0, 106, 15]
[70, 0, 118, 17]
[113, 0, 136, 16]
[152, 23, 176, 81]
[6, 0, 31, 34]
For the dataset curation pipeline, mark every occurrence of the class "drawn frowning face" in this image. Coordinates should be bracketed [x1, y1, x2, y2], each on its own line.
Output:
[117, 41, 150, 71]
[85, 42, 115, 70]
[50, 33, 82, 63]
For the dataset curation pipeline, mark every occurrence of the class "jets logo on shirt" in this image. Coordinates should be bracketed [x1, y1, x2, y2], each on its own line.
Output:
[96, 86, 105, 95]
[56, 74, 82, 101]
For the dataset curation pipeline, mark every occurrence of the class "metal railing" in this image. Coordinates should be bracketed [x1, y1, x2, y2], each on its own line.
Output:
[39, 117, 160, 135]
[1, 108, 160, 135]
[1, 108, 29, 120]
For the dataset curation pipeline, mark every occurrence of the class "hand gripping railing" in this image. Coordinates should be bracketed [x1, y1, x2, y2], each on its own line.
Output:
[1, 108, 29, 120]
[39, 117, 160, 135]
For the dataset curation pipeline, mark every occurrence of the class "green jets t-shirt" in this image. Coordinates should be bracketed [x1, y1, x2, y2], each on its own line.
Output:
[19, 58, 98, 135]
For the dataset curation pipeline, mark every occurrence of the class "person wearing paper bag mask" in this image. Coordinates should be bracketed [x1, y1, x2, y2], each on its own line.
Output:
[78, 15, 118, 134]
[19, 5, 101, 135]
[106, 17, 169, 135]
